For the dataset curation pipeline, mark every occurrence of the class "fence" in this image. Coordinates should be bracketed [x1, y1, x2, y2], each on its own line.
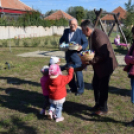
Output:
[0, 26, 69, 40]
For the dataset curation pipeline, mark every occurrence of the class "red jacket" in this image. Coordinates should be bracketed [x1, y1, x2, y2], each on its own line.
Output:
[48, 68, 74, 100]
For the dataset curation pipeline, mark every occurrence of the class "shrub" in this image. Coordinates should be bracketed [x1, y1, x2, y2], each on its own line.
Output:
[23, 39, 29, 47]
[31, 38, 40, 47]
[2, 40, 8, 47]
[120, 27, 133, 44]
[44, 38, 50, 46]
[0, 11, 69, 27]
[14, 39, 20, 46]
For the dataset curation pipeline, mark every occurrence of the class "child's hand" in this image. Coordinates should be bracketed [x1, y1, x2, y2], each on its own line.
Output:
[67, 66, 74, 71]
[68, 66, 74, 69]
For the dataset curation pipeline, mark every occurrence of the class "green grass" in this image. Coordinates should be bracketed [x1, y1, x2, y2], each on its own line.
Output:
[0, 34, 132, 134]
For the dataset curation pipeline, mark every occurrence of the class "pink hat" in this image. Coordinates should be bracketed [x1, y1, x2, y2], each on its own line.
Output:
[49, 64, 61, 77]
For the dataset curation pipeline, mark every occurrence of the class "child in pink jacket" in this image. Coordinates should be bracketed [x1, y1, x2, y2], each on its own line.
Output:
[40, 57, 62, 115]
[40, 65, 49, 115]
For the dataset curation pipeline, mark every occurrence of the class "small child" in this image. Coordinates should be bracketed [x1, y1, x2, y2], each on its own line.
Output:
[114, 35, 129, 47]
[48, 64, 74, 122]
[40, 65, 50, 115]
[40, 57, 61, 115]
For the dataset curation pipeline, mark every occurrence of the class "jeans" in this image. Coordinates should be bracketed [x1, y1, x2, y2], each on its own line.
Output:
[49, 103, 63, 118]
[131, 78, 134, 103]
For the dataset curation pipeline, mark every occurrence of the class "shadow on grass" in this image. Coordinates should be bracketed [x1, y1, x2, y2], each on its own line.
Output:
[84, 82, 131, 97]
[1, 73, 130, 97]
[39, 51, 65, 59]
[0, 77, 40, 87]
[0, 87, 46, 120]
[114, 48, 127, 55]
[0, 76, 130, 97]
[80, 113, 127, 126]
[0, 116, 37, 134]
[0, 87, 128, 127]
[64, 101, 127, 126]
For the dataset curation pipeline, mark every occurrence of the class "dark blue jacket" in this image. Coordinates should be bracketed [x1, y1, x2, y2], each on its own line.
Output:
[59, 28, 88, 65]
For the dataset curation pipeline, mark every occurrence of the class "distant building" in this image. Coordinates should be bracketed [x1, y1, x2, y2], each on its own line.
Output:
[101, 6, 127, 25]
[0, 0, 32, 19]
[44, 10, 74, 20]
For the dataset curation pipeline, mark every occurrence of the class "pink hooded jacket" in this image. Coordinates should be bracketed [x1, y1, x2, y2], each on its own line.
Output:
[124, 42, 134, 76]
[40, 75, 49, 96]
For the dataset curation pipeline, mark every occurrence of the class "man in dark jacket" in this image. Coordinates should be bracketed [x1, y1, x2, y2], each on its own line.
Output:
[59, 18, 88, 96]
[81, 20, 118, 115]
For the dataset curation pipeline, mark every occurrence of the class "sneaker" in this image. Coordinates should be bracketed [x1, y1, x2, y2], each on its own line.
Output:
[52, 110, 56, 119]
[56, 117, 64, 122]
[53, 114, 57, 119]
[40, 109, 45, 115]
[48, 110, 53, 120]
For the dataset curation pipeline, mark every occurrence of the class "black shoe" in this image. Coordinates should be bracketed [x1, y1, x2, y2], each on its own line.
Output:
[89, 110, 108, 116]
[88, 105, 100, 112]
[94, 110, 108, 116]
[75, 92, 83, 96]
[67, 89, 72, 93]
[67, 89, 76, 94]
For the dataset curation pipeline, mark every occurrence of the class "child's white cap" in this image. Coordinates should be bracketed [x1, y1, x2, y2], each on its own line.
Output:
[49, 57, 60, 65]
[40, 65, 49, 73]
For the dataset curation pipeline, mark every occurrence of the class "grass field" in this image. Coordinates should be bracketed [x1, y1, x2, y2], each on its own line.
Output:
[0, 34, 132, 134]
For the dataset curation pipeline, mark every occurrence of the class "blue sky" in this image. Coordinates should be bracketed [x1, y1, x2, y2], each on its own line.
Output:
[22, 0, 132, 14]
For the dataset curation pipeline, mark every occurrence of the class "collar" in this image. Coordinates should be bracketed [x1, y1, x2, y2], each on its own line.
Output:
[88, 29, 94, 39]
[90, 29, 94, 37]
[50, 75, 59, 79]
[70, 28, 77, 33]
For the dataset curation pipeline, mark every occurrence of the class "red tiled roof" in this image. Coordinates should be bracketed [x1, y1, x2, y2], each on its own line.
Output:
[101, 6, 127, 21]
[44, 10, 74, 20]
[0, 0, 32, 11]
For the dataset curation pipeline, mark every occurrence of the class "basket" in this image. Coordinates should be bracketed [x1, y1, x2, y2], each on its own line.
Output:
[68, 41, 79, 50]
[79, 53, 95, 62]
[69, 45, 79, 50]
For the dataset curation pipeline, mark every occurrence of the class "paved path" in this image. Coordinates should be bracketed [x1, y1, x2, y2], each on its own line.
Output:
[17, 51, 126, 65]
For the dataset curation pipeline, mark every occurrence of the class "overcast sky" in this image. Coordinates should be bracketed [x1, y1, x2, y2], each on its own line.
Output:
[21, 0, 133, 14]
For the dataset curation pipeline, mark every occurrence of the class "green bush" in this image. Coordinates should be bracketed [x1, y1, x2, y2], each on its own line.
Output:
[51, 39, 56, 46]
[23, 39, 29, 47]
[44, 38, 51, 46]
[14, 39, 20, 46]
[31, 38, 40, 47]
[120, 27, 133, 44]
[0, 10, 69, 27]
[2, 40, 8, 47]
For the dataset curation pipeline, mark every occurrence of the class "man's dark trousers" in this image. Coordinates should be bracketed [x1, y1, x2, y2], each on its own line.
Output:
[92, 72, 111, 112]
